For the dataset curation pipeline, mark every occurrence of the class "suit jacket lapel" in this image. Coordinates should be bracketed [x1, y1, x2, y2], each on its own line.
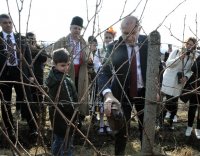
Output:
[0, 32, 6, 51]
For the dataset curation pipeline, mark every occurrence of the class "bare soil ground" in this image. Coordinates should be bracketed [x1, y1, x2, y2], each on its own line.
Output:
[0, 102, 200, 156]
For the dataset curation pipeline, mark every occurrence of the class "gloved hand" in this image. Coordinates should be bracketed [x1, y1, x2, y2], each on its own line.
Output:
[104, 92, 120, 117]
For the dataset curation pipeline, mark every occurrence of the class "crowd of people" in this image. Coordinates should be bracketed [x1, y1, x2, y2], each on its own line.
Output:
[0, 13, 200, 156]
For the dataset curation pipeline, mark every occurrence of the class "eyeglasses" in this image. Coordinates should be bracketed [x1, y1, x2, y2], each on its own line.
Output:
[122, 31, 138, 39]
[105, 36, 112, 39]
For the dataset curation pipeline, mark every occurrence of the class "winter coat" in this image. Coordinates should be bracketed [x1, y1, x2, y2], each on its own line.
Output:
[53, 34, 90, 115]
[161, 49, 198, 97]
[45, 67, 78, 137]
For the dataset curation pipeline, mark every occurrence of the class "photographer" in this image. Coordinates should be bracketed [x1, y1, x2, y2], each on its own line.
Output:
[160, 37, 198, 130]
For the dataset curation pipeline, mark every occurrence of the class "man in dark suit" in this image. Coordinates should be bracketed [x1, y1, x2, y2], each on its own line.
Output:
[98, 16, 148, 155]
[0, 14, 37, 143]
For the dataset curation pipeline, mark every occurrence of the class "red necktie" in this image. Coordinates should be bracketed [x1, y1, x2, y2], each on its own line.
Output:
[129, 47, 138, 97]
[7, 34, 16, 65]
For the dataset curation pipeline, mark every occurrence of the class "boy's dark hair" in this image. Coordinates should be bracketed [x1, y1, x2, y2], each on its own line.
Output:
[0, 14, 10, 22]
[53, 48, 69, 64]
[88, 36, 97, 44]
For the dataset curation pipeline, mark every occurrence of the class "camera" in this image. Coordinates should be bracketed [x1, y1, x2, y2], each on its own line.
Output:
[186, 49, 193, 55]
[107, 108, 124, 133]
[111, 109, 124, 121]
[177, 72, 184, 84]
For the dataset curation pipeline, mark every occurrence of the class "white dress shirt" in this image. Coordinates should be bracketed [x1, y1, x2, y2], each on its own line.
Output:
[102, 44, 144, 96]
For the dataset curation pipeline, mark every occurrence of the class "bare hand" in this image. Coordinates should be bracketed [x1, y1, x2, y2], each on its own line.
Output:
[88, 57, 93, 64]
[180, 76, 188, 84]
[179, 53, 185, 60]
[104, 92, 120, 117]
[29, 77, 34, 83]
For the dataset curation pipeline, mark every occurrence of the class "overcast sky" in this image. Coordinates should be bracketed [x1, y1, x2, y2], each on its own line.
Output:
[0, 0, 200, 50]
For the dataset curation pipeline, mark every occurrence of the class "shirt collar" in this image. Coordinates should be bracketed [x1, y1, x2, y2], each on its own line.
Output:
[2, 31, 14, 40]
[126, 43, 139, 49]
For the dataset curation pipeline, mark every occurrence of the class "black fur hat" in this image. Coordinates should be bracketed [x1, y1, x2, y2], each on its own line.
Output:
[71, 16, 83, 27]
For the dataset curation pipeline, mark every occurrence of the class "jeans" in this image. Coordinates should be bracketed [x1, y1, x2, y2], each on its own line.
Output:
[52, 134, 73, 156]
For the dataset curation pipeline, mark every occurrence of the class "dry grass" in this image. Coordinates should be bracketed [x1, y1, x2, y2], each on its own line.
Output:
[0, 101, 200, 155]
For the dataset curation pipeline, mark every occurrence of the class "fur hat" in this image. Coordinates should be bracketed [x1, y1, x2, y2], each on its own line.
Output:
[71, 16, 83, 27]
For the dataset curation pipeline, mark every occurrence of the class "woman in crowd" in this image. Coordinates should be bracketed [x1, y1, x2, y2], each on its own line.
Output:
[160, 37, 198, 129]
